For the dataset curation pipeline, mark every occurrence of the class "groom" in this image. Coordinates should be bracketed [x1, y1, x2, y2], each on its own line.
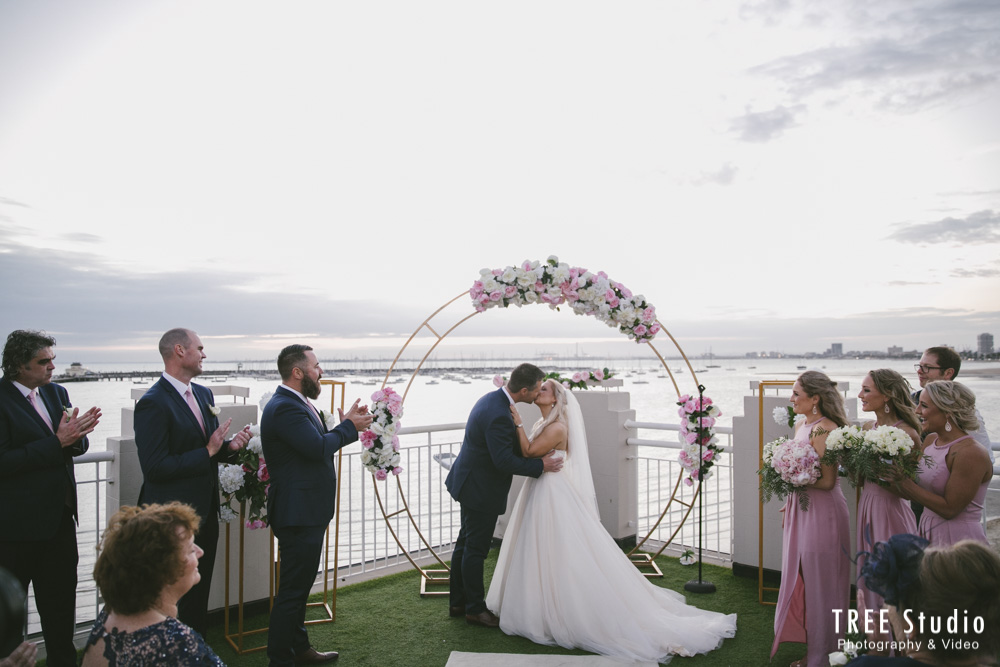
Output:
[445, 363, 563, 627]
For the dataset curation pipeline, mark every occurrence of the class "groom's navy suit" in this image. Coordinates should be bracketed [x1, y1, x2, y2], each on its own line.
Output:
[445, 388, 543, 614]
[262, 385, 358, 666]
[134, 376, 236, 636]
[0, 377, 88, 666]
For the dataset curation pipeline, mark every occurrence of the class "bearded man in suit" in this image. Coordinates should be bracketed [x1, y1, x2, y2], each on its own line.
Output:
[262, 344, 372, 666]
[134, 327, 251, 637]
[445, 362, 563, 628]
[0, 330, 101, 666]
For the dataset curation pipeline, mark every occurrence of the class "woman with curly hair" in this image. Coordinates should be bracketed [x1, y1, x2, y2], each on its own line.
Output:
[896, 381, 993, 547]
[854, 369, 921, 643]
[771, 371, 851, 667]
[81, 503, 224, 666]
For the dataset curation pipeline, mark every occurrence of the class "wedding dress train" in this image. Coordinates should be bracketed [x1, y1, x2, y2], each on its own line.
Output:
[485, 392, 736, 663]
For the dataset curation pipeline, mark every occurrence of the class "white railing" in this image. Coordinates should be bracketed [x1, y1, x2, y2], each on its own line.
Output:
[626, 421, 735, 561]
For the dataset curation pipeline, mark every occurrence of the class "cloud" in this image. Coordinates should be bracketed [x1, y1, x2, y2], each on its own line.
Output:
[59, 232, 102, 244]
[730, 105, 801, 142]
[886, 209, 1000, 244]
[951, 267, 1000, 279]
[887, 280, 938, 286]
[693, 163, 738, 186]
[747, 1, 1000, 113]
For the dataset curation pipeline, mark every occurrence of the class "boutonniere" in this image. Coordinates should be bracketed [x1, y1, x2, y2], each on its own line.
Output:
[63, 405, 72, 421]
[209, 406, 221, 417]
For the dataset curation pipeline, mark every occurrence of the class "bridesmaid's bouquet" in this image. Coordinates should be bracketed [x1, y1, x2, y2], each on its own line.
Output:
[359, 387, 404, 480]
[826, 424, 920, 488]
[758, 436, 821, 510]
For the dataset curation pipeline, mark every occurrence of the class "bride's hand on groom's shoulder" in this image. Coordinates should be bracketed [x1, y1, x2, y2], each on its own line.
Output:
[541, 450, 563, 473]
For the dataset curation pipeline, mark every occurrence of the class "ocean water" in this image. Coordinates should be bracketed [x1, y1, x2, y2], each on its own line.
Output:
[64, 357, 1000, 453]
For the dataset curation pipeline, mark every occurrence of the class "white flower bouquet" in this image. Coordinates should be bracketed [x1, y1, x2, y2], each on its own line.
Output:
[359, 387, 404, 479]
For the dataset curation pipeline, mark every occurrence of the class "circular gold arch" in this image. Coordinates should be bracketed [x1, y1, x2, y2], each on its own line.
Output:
[367, 289, 708, 589]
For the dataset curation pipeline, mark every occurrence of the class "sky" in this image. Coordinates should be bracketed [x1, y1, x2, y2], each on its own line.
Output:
[1, 0, 998, 364]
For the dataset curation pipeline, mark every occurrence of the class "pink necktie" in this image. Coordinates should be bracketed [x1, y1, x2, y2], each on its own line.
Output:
[305, 400, 323, 427]
[185, 389, 206, 435]
[29, 390, 55, 433]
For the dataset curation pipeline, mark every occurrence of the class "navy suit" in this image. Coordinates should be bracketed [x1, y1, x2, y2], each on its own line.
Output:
[445, 388, 543, 614]
[134, 376, 236, 636]
[0, 377, 89, 666]
[261, 385, 358, 666]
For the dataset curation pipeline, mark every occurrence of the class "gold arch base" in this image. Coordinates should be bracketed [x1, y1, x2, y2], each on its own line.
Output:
[367, 289, 710, 592]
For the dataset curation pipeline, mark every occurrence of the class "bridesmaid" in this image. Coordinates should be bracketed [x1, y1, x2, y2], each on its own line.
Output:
[896, 381, 993, 546]
[771, 371, 851, 667]
[854, 369, 920, 645]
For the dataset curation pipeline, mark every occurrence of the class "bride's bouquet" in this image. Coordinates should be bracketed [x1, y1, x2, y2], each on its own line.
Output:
[758, 436, 821, 510]
[825, 424, 920, 488]
[359, 387, 404, 480]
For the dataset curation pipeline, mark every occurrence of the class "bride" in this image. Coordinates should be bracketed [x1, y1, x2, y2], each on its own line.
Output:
[485, 379, 737, 663]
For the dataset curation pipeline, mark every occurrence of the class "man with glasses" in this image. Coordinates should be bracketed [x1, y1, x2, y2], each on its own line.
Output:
[913, 346, 993, 463]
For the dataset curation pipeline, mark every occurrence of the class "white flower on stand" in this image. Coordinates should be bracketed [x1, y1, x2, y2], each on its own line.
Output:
[219, 463, 245, 495]
[247, 436, 263, 456]
[219, 505, 238, 524]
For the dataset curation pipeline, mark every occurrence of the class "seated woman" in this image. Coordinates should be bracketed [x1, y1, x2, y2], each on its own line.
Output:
[895, 381, 993, 547]
[848, 535, 1000, 666]
[81, 503, 225, 666]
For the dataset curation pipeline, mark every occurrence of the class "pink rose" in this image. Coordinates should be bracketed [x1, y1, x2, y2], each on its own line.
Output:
[702, 450, 715, 462]
[392, 436, 400, 451]
[489, 290, 502, 301]
[683, 400, 697, 414]
[505, 285, 517, 297]
[594, 369, 605, 380]
[257, 463, 270, 482]
[493, 375, 504, 387]
[493, 268, 503, 276]
[649, 322, 661, 335]
[684, 477, 693, 487]
[375, 469, 387, 481]
[392, 466, 402, 476]
[522, 260, 533, 271]
[634, 324, 647, 337]
[372, 389, 386, 403]
[619, 285, 633, 299]
[678, 394, 691, 403]
[572, 372, 584, 383]
[470, 281, 484, 298]
[388, 402, 402, 416]
[683, 431, 698, 444]
[475, 304, 487, 313]
[642, 306, 655, 323]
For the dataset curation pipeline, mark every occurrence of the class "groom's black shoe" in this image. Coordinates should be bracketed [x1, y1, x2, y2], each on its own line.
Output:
[449, 605, 465, 617]
[465, 610, 500, 628]
[294, 647, 339, 664]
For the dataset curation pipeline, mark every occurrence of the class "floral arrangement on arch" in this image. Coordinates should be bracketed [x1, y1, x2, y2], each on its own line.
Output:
[359, 387, 404, 480]
[676, 393, 723, 486]
[218, 422, 270, 530]
[470, 256, 660, 342]
[757, 435, 821, 510]
[492, 368, 614, 391]
[821, 424, 923, 488]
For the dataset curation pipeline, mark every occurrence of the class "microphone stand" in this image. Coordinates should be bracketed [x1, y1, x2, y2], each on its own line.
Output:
[684, 384, 716, 594]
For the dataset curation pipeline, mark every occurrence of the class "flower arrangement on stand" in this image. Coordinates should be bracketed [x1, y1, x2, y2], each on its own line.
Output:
[676, 392, 723, 487]
[492, 368, 615, 391]
[470, 256, 660, 342]
[359, 387, 404, 480]
[758, 436, 821, 510]
[772, 405, 801, 429]
[822, 424, 922, 488]
[218, 423, 269, 529]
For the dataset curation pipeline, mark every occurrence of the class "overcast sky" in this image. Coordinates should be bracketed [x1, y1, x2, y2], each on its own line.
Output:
[1, 0, 998, 364]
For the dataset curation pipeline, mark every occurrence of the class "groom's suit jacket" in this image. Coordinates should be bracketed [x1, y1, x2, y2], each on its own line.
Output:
[261, 385, 359, 528]
[134, 376, 234, 521]
[445, 388, 543, 516]
[0, 377, 89, 541]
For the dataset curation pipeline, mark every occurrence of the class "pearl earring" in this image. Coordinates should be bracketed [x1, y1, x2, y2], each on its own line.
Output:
[945, 419, 952, 432]
[812, 406, 818, 415]
[884, 404, 890, 414]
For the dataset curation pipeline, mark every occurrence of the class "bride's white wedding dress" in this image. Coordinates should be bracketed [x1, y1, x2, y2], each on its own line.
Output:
[485, 392, 736, 663]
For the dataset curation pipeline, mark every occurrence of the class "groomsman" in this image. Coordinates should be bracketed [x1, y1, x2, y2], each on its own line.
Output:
[134, 328, 251, 637]
[262, 344, 372, 665]
[0, 330, 101, 666]
[445, 363, 563, 627]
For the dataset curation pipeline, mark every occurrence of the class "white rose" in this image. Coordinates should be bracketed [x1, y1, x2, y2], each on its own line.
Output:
[482, 277, 498, 293]
[360, 450, 373, 465]
[248, 436, 263, 455]
[552, 265, 570, 283]
[501, 266, 518, 283]
[516, 270, 535, 287]
[524, 291, 539, 304]
[829, 651, 849, 666]
[219, 505, 238, 524]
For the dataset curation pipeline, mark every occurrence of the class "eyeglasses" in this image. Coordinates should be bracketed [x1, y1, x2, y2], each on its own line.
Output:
[914, 364, 942, 373]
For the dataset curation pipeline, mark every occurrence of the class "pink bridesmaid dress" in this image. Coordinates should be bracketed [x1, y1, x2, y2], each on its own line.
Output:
[771, 419, 851, 667]
[855, 420, 918, 635]
[916, 434, 990, 546]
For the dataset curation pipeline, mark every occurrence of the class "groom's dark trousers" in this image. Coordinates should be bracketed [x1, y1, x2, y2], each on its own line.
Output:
[445, 388, 543, 614]
[0, 378, 88, 667]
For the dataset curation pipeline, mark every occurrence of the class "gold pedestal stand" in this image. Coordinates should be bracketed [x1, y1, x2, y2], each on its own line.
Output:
[757, 380, 794, 606]
[223, 503, 275, 654]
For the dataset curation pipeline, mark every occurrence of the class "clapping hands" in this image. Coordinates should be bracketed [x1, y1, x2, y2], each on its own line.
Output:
[339, 398, 374, 432]
[57, 406, 102, 448]
[227, 424, 253, 451]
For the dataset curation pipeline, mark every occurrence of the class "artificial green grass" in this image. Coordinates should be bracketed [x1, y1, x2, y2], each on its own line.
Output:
[201, 549, 807, 667]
